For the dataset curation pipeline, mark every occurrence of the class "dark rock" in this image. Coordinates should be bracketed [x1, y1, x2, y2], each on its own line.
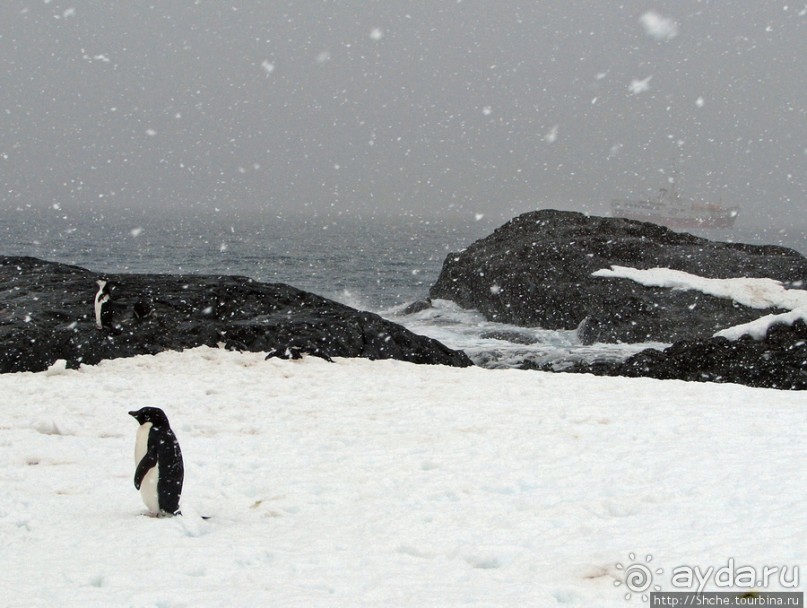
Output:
[401, 298, 432, 315]
[0, 256, 472, 373]
[479, 330, 538, 345]
[429, 209, 807, 344]
[561, 319, 807, 390]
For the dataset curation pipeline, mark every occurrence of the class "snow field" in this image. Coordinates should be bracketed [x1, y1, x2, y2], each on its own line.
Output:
[0, 347, 804, 607]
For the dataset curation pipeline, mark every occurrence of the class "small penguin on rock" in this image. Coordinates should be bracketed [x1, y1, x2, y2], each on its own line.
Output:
[94, 279, 114, 330]
[128, 407, 184, 517]
[133, 299, 154, 321]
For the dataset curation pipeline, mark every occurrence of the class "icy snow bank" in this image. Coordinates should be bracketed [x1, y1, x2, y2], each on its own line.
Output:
[592, 266, 807, 311]
[593, 265, 807, 340]
[714, 307, 807, 340]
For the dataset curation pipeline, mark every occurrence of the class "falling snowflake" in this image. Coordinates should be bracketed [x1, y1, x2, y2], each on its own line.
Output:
[608, 143, 623, 158]
[628, 76, 652, 95]
[639, 12, 678, 41]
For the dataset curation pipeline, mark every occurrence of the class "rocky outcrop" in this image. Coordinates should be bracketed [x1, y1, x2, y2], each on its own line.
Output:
[429, 210, 807, 344]
[531, 319, 807, 390]
[0, 256, 472, 373]
[619, 319, 807, 389]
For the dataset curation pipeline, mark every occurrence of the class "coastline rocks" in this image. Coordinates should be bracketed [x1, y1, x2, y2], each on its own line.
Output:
[0, 256, 472, 374]
[429, 210, 807, 344]
[536, 319, 807, 390]
[401, 298, 432, 315]
[621, 319, 807, 389]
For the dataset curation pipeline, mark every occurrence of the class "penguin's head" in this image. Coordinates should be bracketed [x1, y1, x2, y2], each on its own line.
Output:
[129, 407, 170, 426]
[95, 279, 114, 297]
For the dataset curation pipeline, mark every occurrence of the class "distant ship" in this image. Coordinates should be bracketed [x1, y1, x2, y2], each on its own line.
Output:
[611, 181, 739, 230]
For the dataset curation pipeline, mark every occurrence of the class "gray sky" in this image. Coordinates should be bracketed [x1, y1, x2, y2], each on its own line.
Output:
[1, 1, 804, 227]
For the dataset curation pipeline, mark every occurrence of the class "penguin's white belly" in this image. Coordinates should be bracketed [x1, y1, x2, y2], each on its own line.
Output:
[94, 293, 108, 329]
[94, 297, 102, 328]
[140, 466, 160, 514]
[134, 422, 160, 514]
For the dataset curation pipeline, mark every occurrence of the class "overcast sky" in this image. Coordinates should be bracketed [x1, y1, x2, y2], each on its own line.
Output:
[1, 1, 804, 227]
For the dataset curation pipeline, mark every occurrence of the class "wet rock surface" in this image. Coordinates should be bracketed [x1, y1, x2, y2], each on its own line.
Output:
[429, 209, 807, 344]
[528, 319, 807, 390]
[428, 210, 807, 389]
[0, 256, 472, 373]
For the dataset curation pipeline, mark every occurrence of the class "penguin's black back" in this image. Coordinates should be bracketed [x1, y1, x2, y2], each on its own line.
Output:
[100, 300, 114, 327]
[133, 300, 153, 321]
[150, 423, 184, 515]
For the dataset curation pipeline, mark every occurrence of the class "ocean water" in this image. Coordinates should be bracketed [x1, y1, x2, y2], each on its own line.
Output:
[3, 207, 806, 369]
[1, 209, 496, 309]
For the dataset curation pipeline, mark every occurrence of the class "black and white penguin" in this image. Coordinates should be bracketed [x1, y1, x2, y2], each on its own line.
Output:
[265, 345, 334, 362]
[133, 299, 153, 321]
[128, 407, 184, 516]
[94, 279, 114, 330]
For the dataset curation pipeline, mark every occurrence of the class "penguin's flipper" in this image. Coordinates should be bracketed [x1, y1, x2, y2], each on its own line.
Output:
[133, 449, 158, 489]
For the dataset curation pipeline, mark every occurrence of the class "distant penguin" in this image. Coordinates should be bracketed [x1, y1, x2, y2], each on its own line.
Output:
[133, 299, 153, 321]
[265, 345, 334, 362]
[94, 279, 114, 330]
[128, 407, 184, 516]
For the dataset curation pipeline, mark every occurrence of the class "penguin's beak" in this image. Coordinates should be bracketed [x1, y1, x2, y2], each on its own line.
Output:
[128, 410, 138, 419]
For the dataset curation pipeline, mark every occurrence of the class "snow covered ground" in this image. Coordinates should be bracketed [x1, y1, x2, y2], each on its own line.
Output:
[1, 347, 804, 607]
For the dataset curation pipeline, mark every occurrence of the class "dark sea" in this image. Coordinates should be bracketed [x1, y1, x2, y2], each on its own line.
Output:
[3, 207, 806, 369]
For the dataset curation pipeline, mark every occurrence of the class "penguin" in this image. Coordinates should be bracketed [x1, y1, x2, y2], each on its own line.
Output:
[265, 345, 334, 362]
[128, 407, 184, 516]
[133, 299, 153, 321]
[94, 279, 114, 330]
